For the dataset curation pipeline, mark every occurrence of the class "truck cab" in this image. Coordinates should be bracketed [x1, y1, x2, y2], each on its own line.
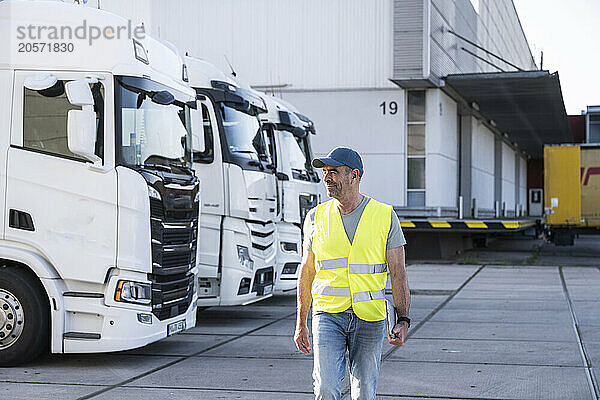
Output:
[258, 93, 321, 292]
[185, 57, 277, 306]
[0, 1, 199, 365]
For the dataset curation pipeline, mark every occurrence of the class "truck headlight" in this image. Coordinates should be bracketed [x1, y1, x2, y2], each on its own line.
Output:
[237, 245, 254, 270]
[280, 241, 298, 253]
[148, 185, 161, 200]
[115, 280, 152, 305]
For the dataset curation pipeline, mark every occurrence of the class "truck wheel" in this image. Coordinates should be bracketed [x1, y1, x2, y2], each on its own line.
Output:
[0, 267, 49, 366]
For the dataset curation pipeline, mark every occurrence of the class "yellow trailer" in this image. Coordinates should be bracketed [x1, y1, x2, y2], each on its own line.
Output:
[544, 144, 600, 245]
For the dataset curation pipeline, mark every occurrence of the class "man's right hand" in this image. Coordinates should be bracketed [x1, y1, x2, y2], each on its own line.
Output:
[388, 322, 408, 346]
[294, 324, 312, 355]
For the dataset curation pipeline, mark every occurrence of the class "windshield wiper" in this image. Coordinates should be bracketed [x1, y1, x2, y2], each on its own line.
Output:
[172, 163, 194, 175]
[142, 163, 172, 172]
[232, 150, 258, 155]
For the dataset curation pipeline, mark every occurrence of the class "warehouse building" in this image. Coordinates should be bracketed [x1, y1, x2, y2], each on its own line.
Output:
[95, 0, 573, 256]
[570, 106, 600, 144]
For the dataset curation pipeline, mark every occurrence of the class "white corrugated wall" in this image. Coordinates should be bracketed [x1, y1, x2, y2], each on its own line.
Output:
[428, 0, 536, 80]
[99, 0, 396, 90]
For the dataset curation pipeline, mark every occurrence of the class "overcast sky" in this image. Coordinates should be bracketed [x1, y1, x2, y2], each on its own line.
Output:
[512, 0, 600, 115]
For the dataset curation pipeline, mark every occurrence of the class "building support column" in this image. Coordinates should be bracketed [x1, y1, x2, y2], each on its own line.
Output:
[459, 114, 472, 216]
[515, 154, 520, 209]
[494, 137, 503, 213]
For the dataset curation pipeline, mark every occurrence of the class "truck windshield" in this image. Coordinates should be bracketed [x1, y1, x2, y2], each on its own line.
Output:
[220, 104, 265, 161]
[115, 76, 193, 170]
[298, 135, 315, 172]
[279, 130, 308, 171]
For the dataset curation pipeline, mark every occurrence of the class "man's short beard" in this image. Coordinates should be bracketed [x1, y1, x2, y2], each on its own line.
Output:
[326, 186, 341, 198]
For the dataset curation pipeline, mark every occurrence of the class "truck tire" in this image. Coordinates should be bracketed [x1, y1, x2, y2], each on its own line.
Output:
[0, 267, 49, 366]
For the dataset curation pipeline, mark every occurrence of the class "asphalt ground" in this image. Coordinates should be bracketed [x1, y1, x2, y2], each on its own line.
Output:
[1, 235, 599, 400]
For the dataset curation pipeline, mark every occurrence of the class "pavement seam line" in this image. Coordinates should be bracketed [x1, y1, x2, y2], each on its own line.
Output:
[193, 353, 583, 368]
[376, 394, 530, 400]
[559, 266, 600, 400]
[0, 381, 107, 387]
[340, 265, 486, 399]
[382, 359, 583, 368]
[76, 310, 297, 400]
[404, 336, 578, 343]
[122, 385, 314, 395]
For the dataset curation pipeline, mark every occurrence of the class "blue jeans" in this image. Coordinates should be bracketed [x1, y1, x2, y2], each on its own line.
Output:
[312, 310, 386, 400]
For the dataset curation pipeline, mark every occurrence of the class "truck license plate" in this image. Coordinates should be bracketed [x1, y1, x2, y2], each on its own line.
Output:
[263, 284, 273, 295]
[167, 319, 186, 336]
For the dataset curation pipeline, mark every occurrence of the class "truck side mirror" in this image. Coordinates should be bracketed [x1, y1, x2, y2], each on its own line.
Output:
[65, 80, 94, 107]
[190, 105, 206, 152]
[67, 109, 101, 164]
[65, 79, 100, 163]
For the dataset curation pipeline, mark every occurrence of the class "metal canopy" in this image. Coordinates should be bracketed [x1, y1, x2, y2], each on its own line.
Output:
[444, 70, 572, 158]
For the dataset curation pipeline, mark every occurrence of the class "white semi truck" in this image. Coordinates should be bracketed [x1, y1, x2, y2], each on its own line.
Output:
[258, 93, 321, 292]
[0, 1, 199, 365]
[185, 57, 277, 306]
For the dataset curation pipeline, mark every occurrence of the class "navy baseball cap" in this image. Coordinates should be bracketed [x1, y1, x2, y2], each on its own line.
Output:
[312, 147, 364, 176]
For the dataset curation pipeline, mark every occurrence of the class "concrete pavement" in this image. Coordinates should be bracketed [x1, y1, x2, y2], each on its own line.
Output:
[1, 239, 599, 399]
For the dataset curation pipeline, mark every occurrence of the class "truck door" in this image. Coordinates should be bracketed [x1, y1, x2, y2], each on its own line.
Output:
[191, 98, 225, 278]
[6, 71, 117, 284]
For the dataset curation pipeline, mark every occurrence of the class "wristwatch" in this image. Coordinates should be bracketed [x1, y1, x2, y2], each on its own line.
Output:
[396, 315, 411, 328]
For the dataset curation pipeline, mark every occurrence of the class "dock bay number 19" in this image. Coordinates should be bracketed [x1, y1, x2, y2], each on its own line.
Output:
[379, 101, 398, 115]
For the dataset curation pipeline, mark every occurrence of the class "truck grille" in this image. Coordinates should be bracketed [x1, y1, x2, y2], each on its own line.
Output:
[162, 250, 193, 269]
[163, 229, 193, 244]
[148, 184, 199, 321]
[150, 198, 199, 222]
[150, 198, 165, 219]
[248, 221, 276, 259]
[151, 272, 195, 321]
[252, 242, 273, 251]
[151, 220, 197, 246]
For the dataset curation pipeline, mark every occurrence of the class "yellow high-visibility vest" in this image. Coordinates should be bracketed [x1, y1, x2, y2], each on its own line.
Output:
[311, 197, 391, 321]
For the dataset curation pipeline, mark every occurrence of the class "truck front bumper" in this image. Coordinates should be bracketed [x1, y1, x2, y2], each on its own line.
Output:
[62, 291, 197, 353]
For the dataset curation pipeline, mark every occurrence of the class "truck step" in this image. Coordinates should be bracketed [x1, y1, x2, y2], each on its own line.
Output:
[63, 292, 104, 298]
[63, 332, 101, 340]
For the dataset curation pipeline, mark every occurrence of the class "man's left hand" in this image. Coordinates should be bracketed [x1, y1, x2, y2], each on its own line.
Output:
[388, 322, 408, 346]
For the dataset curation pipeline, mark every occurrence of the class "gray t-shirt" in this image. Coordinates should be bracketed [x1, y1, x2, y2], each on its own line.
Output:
[303, 196, 406, 254]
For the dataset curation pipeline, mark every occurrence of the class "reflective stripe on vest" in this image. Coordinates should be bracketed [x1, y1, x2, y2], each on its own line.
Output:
[317, 257, 349, 271]
[352, 289, 385, 303]
[312, 284, 351, 297]
[348, 263, 388, 274]
[311, 197, 392, 321]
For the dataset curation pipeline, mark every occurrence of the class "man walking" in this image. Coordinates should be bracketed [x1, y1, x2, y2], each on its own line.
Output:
[294, 147, 410, 400]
